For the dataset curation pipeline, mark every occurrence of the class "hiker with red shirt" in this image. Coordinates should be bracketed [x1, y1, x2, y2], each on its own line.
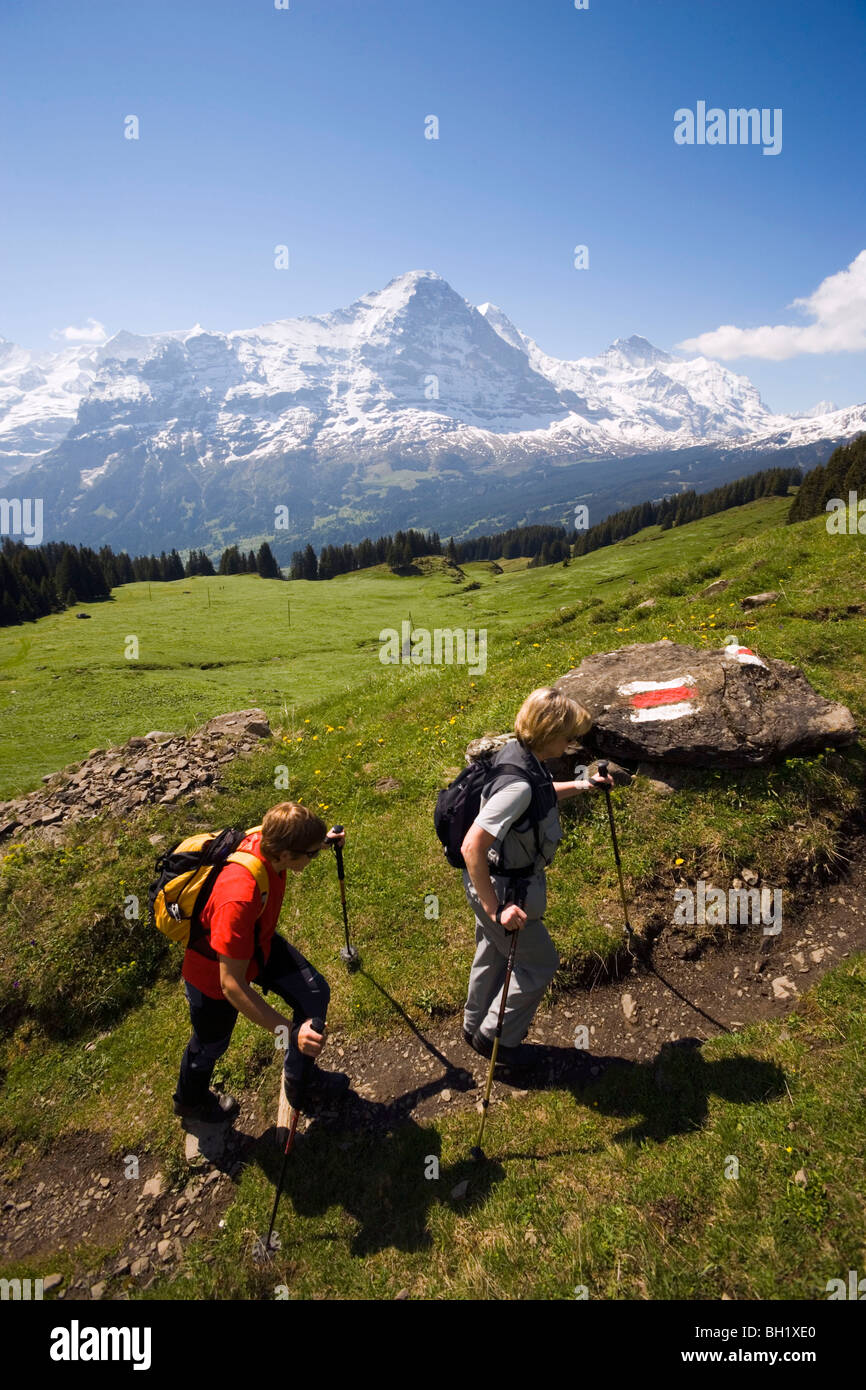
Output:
[173, 802, 349, 1123]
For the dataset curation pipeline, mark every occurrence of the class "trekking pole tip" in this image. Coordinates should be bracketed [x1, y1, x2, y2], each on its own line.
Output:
[340, 945, 361, 972]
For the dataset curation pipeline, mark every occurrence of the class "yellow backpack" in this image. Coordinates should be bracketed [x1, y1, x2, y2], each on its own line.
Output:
[147, 825, 269, 948]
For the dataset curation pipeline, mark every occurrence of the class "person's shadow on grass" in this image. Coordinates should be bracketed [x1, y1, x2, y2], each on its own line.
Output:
[506, 1036, 786, 1146]
[255, 1094, 501, 1257]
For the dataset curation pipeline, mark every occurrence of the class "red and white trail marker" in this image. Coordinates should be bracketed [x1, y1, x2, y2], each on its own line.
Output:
[722, 640, 767, 669]
[617, 676, 699, 723]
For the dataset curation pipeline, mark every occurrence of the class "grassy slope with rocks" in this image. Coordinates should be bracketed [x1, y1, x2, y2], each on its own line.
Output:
[1, 493, 864, 1299]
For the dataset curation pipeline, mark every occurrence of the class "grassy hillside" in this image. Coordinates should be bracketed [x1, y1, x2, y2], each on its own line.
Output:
[1, 494, 864, 1300]
[0, 495, 793, 801]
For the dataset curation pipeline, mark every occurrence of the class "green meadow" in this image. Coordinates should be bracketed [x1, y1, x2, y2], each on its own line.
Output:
[1, 493, 865, 1299]
[2, 493, 797, 800]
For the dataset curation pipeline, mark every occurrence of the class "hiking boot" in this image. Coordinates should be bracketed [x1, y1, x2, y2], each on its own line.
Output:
[173, 1091, 239, 1124]
[284, 1067, 350, 1111]
[465, 1028, 530, 1067]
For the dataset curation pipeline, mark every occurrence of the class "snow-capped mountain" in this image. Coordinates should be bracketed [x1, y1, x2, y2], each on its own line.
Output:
[3, 270, 864, 553]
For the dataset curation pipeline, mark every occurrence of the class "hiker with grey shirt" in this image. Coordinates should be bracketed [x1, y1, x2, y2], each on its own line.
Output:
[461, 687, 613, 1067]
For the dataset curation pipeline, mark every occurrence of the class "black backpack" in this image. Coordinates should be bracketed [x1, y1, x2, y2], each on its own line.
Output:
[434, 746, 554, 873]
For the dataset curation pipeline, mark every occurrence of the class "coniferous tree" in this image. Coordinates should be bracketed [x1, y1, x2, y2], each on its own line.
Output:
[256, 542, 282, 579]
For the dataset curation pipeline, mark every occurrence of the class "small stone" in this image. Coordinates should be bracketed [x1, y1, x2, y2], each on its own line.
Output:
[114, 1258, 130, 1276]
[772, 975, 797, 1000]
[142, 1174, 165, 1199]
[182, 1220, 198, 1238]
[157, 1238, 172, 1260]
[90, 1281, 106, 1300]
[99, 1177, 110, 1188]
[130, 1258, 149, 1277]
[16, 1201, 32, 1212]
[793, 1168, 808, 1186]
[184, 1132, 202, 1163]
[43, 1274, 63, 1292]
[810, 948, 826, 963]
[394, 1289, 409, 1300]
[440, 1090, 452, 1103]
[621, 992, 638, 1023]
[740, 591, 779, 609]
[742, 869, 759, 886]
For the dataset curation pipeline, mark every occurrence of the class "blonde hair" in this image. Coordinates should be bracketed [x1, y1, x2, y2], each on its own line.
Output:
[260, 802, 327, 860]
[514, 687, 591, 749]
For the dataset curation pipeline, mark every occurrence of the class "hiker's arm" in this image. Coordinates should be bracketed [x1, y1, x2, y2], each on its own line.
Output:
[461, 825, 499, 917]
[553, 780, 583, 801]
[218, 956, 324, 1058]
[461, 825, 527, 930]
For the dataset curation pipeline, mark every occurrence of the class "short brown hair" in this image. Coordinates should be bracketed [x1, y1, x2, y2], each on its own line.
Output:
[259, 802, 327, 860]
[514, 687, 592, 749]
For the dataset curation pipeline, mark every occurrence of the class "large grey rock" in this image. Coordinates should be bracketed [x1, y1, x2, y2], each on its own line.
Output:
[555, 639, 857, 767]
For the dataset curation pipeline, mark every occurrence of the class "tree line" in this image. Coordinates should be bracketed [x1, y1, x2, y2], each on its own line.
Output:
[287, 466, 799, 582]
[0, 461, 809, 626]
[571, 466, 800, 556]
[787, 434, 866, 524]
[289, 529, 442, 580]
[0, 539, 283, 627]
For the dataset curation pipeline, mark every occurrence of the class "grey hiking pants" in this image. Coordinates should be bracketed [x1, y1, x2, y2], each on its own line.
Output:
[462, 869, 559, 1048]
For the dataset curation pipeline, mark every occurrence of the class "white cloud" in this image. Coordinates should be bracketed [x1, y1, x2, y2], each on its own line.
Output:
[678, 251, 866, 360]
[52, 318, 108, 344]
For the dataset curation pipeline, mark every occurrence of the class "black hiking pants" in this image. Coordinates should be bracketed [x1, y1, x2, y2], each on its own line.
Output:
[174, 934, 330, 1108]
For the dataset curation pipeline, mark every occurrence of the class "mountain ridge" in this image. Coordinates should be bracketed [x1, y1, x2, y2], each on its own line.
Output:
[2, 270, 864, 552]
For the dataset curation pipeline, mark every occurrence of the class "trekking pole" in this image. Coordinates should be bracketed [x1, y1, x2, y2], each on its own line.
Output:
[470, 881, 526, 1162]
[262, 1016, 324, 1255]
[596, 760, 640, 957]
[329, 825, 360, 971]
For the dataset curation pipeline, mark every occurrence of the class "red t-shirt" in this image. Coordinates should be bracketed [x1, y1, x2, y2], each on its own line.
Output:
[182, 831, 286, 1000]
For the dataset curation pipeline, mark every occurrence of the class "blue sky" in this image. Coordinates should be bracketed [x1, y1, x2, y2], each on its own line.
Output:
[1, 0, 864, 412]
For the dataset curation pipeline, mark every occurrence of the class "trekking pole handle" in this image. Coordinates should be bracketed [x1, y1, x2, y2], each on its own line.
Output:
[329, 825, 345, 875]
[597, 760, 609, 778]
